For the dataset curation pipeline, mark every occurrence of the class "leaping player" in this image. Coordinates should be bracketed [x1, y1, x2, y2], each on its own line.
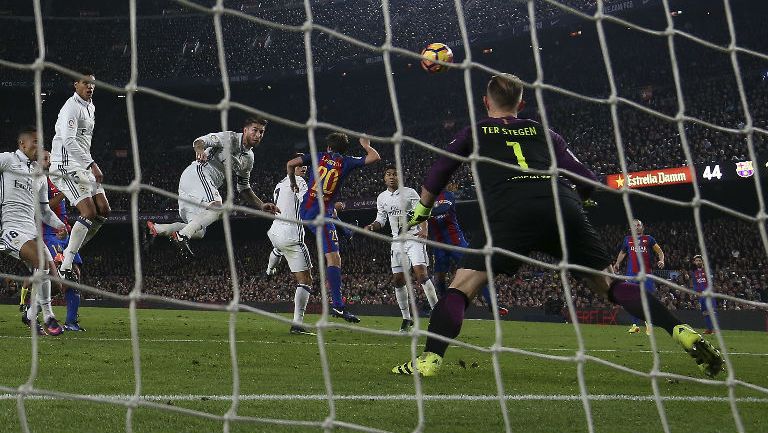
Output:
[286, 133, 380, 323]
[146, 117, 279, 256]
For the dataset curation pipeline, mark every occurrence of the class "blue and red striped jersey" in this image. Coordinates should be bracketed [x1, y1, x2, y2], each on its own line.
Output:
[427, 191, 467, 247]
[621, 234, 657, 275]
[299, 152, 365, 219]
[43, 178, 66, 237]
[692, 268, 709, 293]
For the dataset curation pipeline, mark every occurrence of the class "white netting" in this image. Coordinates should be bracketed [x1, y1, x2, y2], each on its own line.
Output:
[0, 0, 767, 432]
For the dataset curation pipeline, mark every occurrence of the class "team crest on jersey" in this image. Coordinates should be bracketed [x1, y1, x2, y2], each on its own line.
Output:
[68, 119, 76, 128]
[735, 161, 754, 178]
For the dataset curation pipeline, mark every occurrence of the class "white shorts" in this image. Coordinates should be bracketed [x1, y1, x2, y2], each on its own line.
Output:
[390, 240, 429, 274]
[51, 167, 106, 206]
[268, 229, 312, 273]
[1, 227, 53, 263]
[178, 163, 222, 223]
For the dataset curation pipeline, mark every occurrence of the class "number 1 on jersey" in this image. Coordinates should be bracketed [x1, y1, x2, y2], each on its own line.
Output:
[506, 141, 528, 169]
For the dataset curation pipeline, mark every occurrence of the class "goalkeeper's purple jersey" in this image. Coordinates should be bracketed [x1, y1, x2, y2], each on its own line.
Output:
[299, 151, 365, 219]
[422, 116, 597, 218]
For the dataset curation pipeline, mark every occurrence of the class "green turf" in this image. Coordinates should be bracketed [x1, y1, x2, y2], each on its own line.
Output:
[0, 305, 766, 433]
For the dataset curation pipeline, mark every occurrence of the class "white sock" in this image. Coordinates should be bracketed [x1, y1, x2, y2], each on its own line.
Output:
[81, 215, 107, 248]
[179, 208, 220, 239]
[26, 280, 41, 322]
[267, 249, 283, 272]
[39, 279, 54, 322]
[62, 218, 91, 271]
[395, 285, 411, 320]
[154, 222, 187, 237]
[422, 279, 439, 308]
[293, 284, 311, 325]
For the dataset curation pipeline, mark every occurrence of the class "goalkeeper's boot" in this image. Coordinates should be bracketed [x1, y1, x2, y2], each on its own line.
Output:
[673, 324, 725, 378]
[44, 317, 63, 336]
[331, 306, 361, 323]
[170, 232, 194, 258]
[22, 314, 46, 336]
[399, 319, 414, 333]
[64, 321, 86, 332]
[392, 352, 443, 377]
[628, 324, 640, 334]
[290, 325, 316, 336]
[142, 221, 159, 251]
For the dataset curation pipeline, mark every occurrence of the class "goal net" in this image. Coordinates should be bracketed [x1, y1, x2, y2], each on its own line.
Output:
[1, 0, 767, 432]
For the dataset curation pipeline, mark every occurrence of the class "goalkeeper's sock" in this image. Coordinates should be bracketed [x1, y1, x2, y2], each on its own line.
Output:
[424, 288, 469, 357]
[154, 222, 187, 237]
[326, 266, 344, 309]
[609, 281, 679, 336]
[293, 284, 311, 324]
[394, 285, 411, 320]
[421, 278, 439, 308]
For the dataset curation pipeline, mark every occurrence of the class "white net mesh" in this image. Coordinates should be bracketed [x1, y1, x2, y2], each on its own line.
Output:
[0, 0, 767, 432]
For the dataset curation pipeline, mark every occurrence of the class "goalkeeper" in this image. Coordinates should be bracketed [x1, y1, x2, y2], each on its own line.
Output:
[392, 73, 724, 378]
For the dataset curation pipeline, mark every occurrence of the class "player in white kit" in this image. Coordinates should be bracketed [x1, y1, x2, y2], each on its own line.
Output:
[145, 117, 278, 257]
[365, 165, 439, 332]
[49, 68, 110, 283]
[1, 126, 67, 335]
[265, 164, 315, 335]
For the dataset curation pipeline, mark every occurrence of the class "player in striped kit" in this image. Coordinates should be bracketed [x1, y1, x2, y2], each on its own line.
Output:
[428, 181, 508, 316]
[49, 68, 110, 283]
[691, 254, 717, 334]
[365, 165, 438, 332]
[266, 164, 316, 335]
[2, 127, 67, 336]
[146, 118, 278, 256]
[286, 133, 381, 323]
[613, 219, 666, 335]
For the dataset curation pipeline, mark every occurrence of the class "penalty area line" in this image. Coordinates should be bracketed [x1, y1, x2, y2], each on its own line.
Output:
[1, 393, 767, 403]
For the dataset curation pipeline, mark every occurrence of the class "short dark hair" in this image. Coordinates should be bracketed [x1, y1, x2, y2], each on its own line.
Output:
[486, 73, 523, 111]
[326, 132, 350, 154]
[244, 117, 268, 127]
[384, 163, 397, 173]
[74, 67, 95, 83]
[17, 125, 37, 140]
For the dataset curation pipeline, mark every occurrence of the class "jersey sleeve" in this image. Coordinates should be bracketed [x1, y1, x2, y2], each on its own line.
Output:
[343, 155, 365, 172]
[647, 235, 658, 248]
[375, 194, 388, 227]
[196, 131, 231, 150]
[0, 153, 14, 171]
[423, 127, 472, 195]
[551, 130, 597, 200]
[621, 237, 629, 253]
[297, 178, 308, 202]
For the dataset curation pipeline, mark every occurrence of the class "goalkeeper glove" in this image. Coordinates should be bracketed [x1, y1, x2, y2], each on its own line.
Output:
[407, 201, 433, 227]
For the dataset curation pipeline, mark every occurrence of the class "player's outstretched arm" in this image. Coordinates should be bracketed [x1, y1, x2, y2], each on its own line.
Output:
[360, 138, 381, 165]
[239, 188, 279, 214]
[286, 155, 305, 192]
[614, 250, 626, 271]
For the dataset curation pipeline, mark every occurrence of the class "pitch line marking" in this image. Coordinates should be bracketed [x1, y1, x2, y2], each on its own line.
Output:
[0, 393, 766, 403]
[0, 335, 766, 356]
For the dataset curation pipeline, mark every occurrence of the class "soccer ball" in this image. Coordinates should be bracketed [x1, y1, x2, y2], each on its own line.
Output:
[420, 43, 453, 73]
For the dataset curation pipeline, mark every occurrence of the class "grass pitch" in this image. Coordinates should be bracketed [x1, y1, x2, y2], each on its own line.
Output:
[0, 305, 766, 433]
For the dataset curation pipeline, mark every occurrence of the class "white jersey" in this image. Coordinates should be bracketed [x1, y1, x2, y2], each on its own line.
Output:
[375, 187, 421, 240]
[0, 150, 50, 233]
[269, 176, 308, 241]
[194, 131, 254, 192]
[50, 92, 95, 171]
